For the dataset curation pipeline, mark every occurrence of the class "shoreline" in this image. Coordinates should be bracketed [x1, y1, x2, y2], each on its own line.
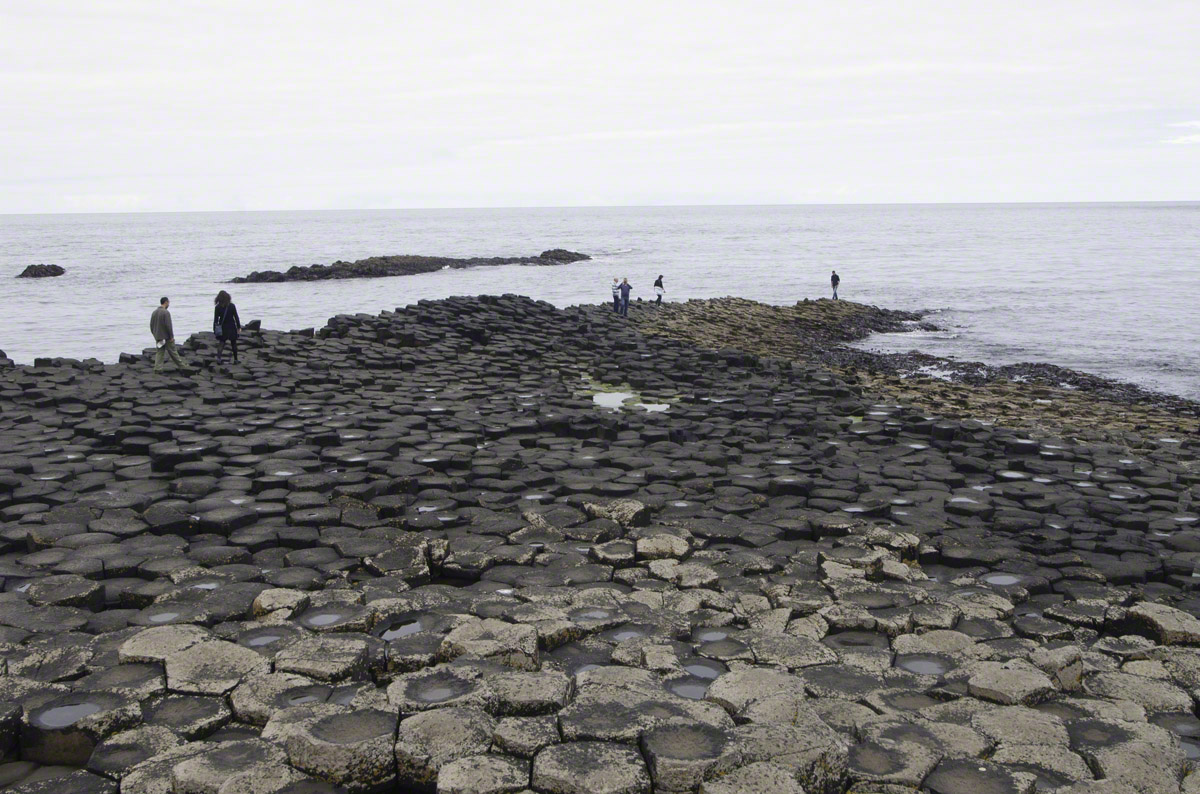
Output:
[0, 293, 1198, 791]
[628, 296, 1200, 441]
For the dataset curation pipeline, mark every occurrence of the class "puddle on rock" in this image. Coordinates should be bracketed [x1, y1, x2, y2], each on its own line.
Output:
[692, 627, 731, 644]
[665, 676, 711, 700]
[34, 700, 103, 729]
[407, 672, 473, 704]
[894, 654, 953, 676]
[378, 614, 433, 641]
[1150, 713, 1200, 759]
[681, 658, 726, 680]
[601, 624, 649, 642]
[570, 608, 615, 622]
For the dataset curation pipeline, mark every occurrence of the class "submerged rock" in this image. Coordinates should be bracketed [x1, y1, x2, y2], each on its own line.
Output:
[15, 264, 65, 278]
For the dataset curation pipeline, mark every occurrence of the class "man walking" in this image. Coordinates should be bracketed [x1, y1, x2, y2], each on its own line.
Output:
[653, 275, 665, 305]
[611, 278, 621, 312]
[150, 297, 190, 374]
[618, 278, 632, 316]
[831, 270, 840, 300]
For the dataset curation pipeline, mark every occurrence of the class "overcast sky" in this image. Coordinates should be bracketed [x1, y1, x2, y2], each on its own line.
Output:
[2, 1, 1198, 213]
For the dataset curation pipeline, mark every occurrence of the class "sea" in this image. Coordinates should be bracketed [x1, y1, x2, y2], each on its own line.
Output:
[2, 203, 1198, 400]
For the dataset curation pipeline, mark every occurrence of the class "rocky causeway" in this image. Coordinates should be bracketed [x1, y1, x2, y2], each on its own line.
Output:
[1, 293, 1199, 793]
[230, 250, 590, 283]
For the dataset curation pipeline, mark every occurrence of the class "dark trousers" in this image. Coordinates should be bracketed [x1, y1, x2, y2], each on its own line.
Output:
[619, 297, 629, 316]
[612, 295, 620, 312]
[217, 337, 238, 363]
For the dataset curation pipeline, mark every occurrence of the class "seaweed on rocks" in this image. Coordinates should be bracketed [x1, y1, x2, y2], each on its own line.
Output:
[634, 296, 1200, 439]
[0, 292, 1199, 792]
[230, 249, 590, 283]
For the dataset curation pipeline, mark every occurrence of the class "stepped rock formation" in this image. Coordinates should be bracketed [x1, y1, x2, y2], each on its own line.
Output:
[231, 249, 590, 283]
[0, 295, 1198, 792]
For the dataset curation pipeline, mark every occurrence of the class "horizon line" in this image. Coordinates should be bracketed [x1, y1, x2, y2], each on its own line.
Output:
[2, 198, 1199, 218]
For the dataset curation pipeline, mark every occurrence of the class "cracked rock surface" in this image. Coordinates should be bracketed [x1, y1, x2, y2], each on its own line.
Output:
[0, 294, 1199, 791]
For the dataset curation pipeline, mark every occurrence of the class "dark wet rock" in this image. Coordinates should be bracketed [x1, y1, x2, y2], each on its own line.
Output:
[1, 293, 1199, 792]
[231, 250, 590, 283]
[16, 265, 65, 279]
[142, 695, 231, 739]
[6, 769, 117, 793]
[20, 691, 141, 765]
[87, 725, 184, 780]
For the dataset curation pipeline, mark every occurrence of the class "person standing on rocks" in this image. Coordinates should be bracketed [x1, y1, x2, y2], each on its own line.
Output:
[611, 277, 621, 312]
[150, 297, 190, 374]
[213, 290, 243, 365]
[654, 274, 665, 305]
[831, 270, 840, 300]
[618, 278, 632, 316]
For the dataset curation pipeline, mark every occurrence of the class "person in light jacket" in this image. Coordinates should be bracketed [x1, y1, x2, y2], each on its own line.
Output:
[213, 290, 243, 365]
[150, 297, 190, 374]
[611, 277, 621, 312]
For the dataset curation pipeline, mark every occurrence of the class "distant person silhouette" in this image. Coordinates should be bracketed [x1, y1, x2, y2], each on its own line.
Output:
[213, 290, 243, 365]
[653, 275, 665, 305]
[611, 277, 621, 312]
[831, 270, 840, 300]
[150, 297, 190, 374]
[618, 278, 632, 316]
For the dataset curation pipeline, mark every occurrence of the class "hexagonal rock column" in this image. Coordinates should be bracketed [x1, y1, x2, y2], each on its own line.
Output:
[283, 708, 398, 792]
[170, 739, 289, 794]
[640, 723, 738, 792]
[395, 707, 495, 789]
[165, 641, 270, 696]
[438, 618, 539, 670]
[531, 741, 652, 794]
[436, 754, 531, 794]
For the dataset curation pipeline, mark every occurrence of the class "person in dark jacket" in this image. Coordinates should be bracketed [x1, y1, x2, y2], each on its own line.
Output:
[618, 278, 632, 316]
[653, 275, 664, 305]
[213, 290, 243, 365]
[831, 270, 840, 300]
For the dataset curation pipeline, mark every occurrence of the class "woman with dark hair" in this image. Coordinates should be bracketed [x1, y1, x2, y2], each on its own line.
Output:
[213, 290, 242, 365]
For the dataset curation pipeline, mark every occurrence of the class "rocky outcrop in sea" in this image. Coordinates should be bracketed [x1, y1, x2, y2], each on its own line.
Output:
[231, 249, 590, 283]
[0, 294, 1198, 792]
[15, 265, 65, 279]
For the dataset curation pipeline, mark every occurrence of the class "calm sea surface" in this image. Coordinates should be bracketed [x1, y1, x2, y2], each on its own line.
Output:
[2, 204, 1197, 399]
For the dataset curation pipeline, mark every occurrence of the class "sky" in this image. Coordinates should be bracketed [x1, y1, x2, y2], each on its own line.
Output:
[2, 0, 1198, 213]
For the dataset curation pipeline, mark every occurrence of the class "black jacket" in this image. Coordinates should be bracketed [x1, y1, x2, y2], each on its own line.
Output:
[214, 303, 241, 339]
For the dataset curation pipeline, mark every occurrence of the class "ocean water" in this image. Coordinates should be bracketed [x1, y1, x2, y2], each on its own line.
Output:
[2, 203, 1198, 400]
